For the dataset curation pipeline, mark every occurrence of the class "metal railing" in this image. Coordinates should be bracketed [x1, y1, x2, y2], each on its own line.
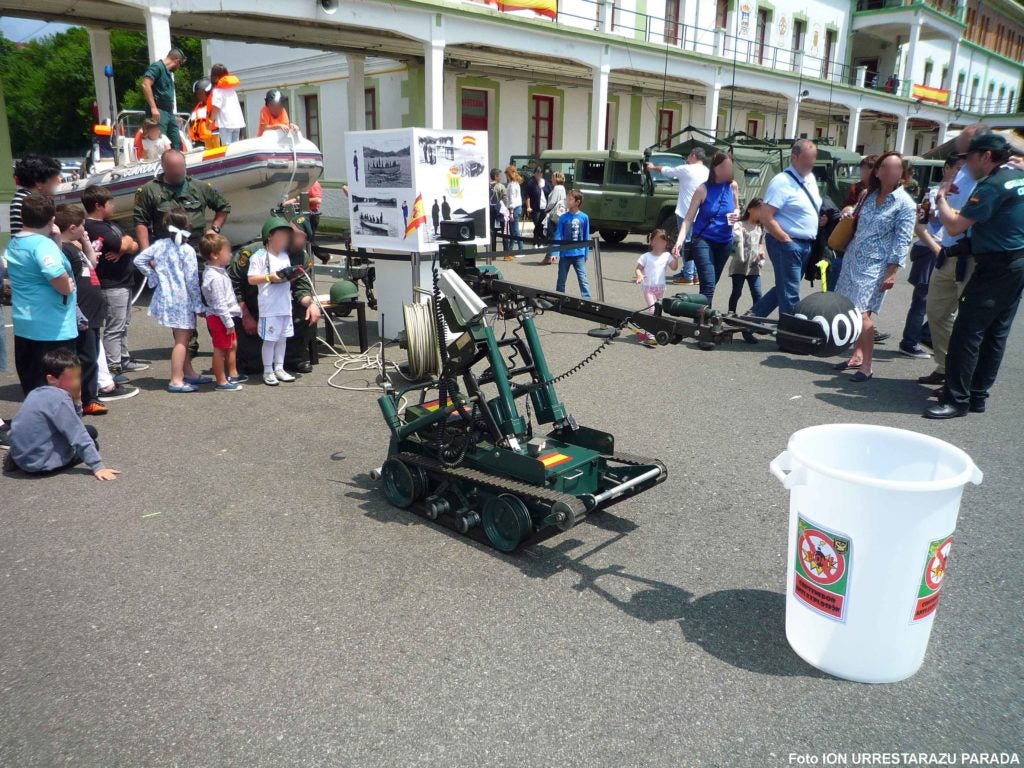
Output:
[854, 0, 965, 22]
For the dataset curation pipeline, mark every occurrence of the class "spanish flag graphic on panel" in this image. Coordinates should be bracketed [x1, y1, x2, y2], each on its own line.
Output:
[485, 0, 557, 20]
[404, 194, 427, 239]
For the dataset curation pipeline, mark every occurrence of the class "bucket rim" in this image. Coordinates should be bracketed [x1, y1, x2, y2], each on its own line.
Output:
[786, 423, 981, 492]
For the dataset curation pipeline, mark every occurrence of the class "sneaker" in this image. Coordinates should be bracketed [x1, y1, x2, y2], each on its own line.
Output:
[0, 430, 9, 450]
[215, 381, 243, 392]
[113, 373, 130, 384]
[274, 367, 296, 382]
[120, 360, 150, 373]
[82, 402, 109, 415]
[228, 374, 249, 384]
[874, 331, 891, 343]
[899, 344, 932, 359]
[263, 372, 279, 386]
[98, 384, 139, 402]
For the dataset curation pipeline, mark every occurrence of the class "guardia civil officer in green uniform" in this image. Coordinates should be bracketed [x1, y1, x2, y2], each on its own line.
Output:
[926, 133, 1024, 419]
[141, 48, 186, 151]
[133, 150, 230, 250]
[283, 214, 322, 373]
[228, 216, 321, 374]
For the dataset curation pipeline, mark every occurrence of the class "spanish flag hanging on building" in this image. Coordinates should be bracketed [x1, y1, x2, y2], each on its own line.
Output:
[405, 194, 428, 239]
[484, 0, 557, 20]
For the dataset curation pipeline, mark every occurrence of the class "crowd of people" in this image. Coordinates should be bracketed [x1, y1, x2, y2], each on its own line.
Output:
[656, 128, 1024, 418]
[0, 136, 323, 479]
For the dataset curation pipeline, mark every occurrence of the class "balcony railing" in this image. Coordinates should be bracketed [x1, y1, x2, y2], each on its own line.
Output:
[854, 0, 965, 22]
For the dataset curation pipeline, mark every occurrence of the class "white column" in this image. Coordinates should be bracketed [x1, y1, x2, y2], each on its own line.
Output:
[785, 97, 800, 139]
[895, 114, 909, 153]
[703, 82, 721, 133]
[942, 38, 960, 91]
[347, 55, 366, 131]
[590, 47, 611, 150]
[88, 29, 116, 125]
[847, 106, 862, 152]
[598, 0, 614, 33]
[936, 120, 948, 146]
[424, 40, 445, 130]
[144, 6, 174, 111]
[903, 16, 922, 95]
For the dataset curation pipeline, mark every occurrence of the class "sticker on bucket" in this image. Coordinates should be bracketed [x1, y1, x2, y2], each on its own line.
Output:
[793, 515, 852, 622]
[911, 534, 953, 623]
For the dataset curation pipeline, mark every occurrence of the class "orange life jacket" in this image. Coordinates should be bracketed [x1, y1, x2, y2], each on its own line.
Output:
[188, 103, 213, 144]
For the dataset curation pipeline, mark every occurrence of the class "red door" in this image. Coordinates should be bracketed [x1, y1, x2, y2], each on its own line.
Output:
[461, 88, 489, 131]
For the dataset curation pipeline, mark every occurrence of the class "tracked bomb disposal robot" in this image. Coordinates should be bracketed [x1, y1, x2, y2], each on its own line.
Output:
[374, 219, 860, 552]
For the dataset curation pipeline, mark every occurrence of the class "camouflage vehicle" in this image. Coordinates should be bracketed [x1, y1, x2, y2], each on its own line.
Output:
[537, 148, 686, 244]
[905, 157, 947, 202]
[667, 134, 785, 209]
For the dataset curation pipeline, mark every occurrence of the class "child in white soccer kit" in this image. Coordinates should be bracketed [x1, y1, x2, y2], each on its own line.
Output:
[247, 219, 296, 386]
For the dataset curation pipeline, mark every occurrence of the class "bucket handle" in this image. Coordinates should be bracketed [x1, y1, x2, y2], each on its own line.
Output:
[770, 450, 807, 489]
[969, 463, 983, 486]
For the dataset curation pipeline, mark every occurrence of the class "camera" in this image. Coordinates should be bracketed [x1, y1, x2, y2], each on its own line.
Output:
[439, 217, 475, 243]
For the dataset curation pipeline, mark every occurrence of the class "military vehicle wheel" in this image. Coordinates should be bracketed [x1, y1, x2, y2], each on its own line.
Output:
[657, 214, 678, 241]
[599, 229, 628, 245]
[381, 458, 425, 509]
[482, 494, 532, 552]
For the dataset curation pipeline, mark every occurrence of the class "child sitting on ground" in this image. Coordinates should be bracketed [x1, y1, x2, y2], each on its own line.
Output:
[634, 228, 680, 346]
[133, 208, 209, 393]
[4, 348, 120, 480]
[140, 119, 172, 161]
[727, 197, 766, 317]
[199, 232, 245, 391]
[247, 218, 300, 387]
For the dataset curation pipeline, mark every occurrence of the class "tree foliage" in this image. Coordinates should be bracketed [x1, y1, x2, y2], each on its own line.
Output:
[0, 27, 203, 156]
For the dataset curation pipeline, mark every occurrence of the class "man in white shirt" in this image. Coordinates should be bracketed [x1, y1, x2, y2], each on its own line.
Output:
[749, 139, 822, 320]
[648, 147, 709, 283]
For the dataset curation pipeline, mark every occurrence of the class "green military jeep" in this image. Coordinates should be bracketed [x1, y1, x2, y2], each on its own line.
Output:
[538, 149, 684, 244]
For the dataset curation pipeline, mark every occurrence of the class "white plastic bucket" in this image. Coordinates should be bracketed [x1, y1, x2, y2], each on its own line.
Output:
[770, 424, 982, 684]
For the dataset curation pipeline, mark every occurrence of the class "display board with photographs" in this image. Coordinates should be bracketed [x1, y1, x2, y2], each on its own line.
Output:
[346, 128, 490, 252]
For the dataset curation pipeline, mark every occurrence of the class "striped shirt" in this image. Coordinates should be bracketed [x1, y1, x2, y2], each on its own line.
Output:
[8, 188, 30, 235]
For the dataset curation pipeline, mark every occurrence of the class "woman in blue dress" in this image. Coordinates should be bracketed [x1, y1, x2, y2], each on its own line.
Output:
[673, 151, 740, 308]
[835, 152, 917, 381]
[133, 208, 207, 392]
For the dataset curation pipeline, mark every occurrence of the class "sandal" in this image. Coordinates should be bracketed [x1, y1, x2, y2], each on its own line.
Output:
[849, 371, 873, 382]
[833, 361, 859, 371]
[167, 383, 198, 393]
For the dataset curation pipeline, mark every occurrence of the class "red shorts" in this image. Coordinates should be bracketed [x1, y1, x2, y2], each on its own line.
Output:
[206, 315, 237, 350]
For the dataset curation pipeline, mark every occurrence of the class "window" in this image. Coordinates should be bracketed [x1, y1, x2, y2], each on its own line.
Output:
[530, 95, 555, 156]
[460, 88, 489, 131]
[922, 61, 933, 87]
[966, 7, 976, 38]
[940, 66, 949, 89]
[746, 119, 760, 138]
[302, 94, 320, 147]
[580, 161, 605, 185]
[955, 72, 966, 108]
[715, 0, 728, 30]
[365, 87, 377, 130]
[987, 81, 995, 110]
[755, 9, 769, 65]
[823, 30, 836, 80]
[999, 85, 1006, 112]
[657, 108, 674, 147]
[608, 161, 639, 186]
[970, 77, 980, 109]
[664, 0, 680, 45]
[792, 20, 805, 52]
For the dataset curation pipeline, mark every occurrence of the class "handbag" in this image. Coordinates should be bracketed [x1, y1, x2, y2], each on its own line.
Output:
[828, 192, 867, 251]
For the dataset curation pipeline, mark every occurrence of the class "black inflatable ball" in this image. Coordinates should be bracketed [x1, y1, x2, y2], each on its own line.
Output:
[779, 292, 863, 358]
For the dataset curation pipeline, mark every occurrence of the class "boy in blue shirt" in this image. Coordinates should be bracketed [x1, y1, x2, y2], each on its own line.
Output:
[553, 190, 592, 299]
[4, 348, 120, 480]
[4, 193, 79, 395]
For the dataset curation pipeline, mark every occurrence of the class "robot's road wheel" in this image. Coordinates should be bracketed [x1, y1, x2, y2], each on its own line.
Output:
[482, 494, 532, 553]
[381, 458, 426, 509]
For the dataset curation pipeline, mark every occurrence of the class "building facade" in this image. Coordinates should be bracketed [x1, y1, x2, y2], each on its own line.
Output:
[154, 0, 1022, 226]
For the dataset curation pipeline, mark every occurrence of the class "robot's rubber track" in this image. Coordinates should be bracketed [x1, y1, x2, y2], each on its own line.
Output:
[396, 451, 588, 518]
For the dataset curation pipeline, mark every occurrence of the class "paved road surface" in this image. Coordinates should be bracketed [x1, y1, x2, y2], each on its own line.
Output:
[1, 239, 1020, 767]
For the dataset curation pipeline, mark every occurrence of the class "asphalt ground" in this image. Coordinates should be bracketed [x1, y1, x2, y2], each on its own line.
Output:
[1, 238, 1021, 767]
